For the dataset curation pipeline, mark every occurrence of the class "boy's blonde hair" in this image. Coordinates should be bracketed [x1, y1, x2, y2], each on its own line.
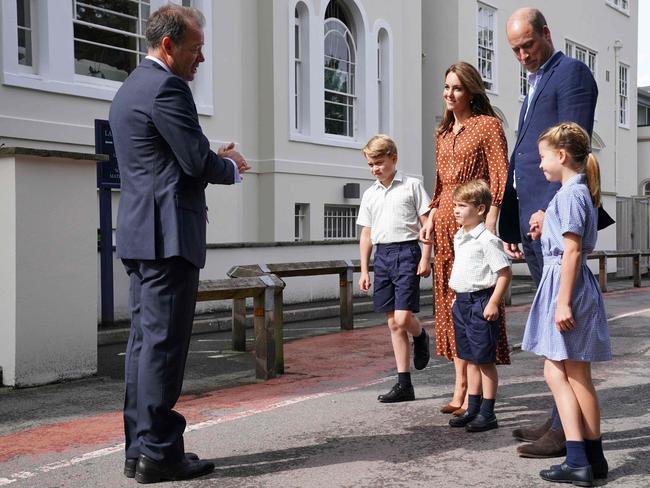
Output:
[362, 134, 398, 159]
[452, 179, 492, 210]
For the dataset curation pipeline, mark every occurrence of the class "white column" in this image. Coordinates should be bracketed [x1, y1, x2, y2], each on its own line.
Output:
[0, 149, 98, 386]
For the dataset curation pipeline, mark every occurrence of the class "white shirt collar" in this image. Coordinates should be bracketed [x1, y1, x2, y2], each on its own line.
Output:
[373, 170, 404, 190]
[145, 55, 171, 73]
[459, 221, 487, 239]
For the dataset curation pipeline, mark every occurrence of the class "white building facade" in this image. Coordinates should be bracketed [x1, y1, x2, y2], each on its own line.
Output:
[0, 0, 641, 325]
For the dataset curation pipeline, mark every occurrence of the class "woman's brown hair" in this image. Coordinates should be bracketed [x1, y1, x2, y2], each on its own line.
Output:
[436, 61, 499, 137]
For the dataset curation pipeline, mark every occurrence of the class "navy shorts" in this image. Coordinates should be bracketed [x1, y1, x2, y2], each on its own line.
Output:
[452, 287, 498, 364]
[373, 240, 421, 313]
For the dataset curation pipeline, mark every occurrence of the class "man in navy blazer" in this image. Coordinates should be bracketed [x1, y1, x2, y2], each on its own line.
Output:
[109, 4, 250, 483]
[501, 8, 612, 468]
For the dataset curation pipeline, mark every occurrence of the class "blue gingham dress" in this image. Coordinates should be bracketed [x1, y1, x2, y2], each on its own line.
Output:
[522, 174, 612, 362]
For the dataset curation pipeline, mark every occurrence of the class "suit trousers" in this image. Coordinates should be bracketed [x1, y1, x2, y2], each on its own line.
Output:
[519, 216, 544, 287]
[122, 257, 200, 462]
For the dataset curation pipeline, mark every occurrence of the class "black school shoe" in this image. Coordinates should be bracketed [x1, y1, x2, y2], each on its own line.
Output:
[548, 460, 608, 481]
[465, 413, 498, 432]
[413, 329, 430, 370]
[124, 452, 199, 478]
[539, 462, 594, 486]
[134, 454, 214, 484]
[378, 383, 415, 403]
[449, 410, 477, 427]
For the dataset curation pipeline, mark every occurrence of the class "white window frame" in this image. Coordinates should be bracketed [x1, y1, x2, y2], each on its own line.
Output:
[519, 64, 529, 100]
[323, 204, 359, 240]
[376, 26, 392, 135]
[477, 2, 497, 94]
[289, 1, 310, 137]
[0, 0, 214, 115]
[16, 0, 34, 70]
[71, 0, 150, 83]
[323, 17, 357, 138]
[564, 38, 597, 77]
[294, 203, 309, 241]
[606, 0, 630, 15]
[618, 62, 630, 129]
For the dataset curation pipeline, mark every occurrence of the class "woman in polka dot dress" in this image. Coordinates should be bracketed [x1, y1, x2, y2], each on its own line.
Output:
[420, 62, 510, 414]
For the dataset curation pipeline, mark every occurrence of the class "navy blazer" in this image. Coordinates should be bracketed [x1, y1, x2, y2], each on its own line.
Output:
[499, 51, 599, 243]
[109, 59, 235, 268]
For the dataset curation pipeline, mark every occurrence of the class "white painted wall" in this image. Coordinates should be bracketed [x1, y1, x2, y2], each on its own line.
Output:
[0, 153, 97, 386]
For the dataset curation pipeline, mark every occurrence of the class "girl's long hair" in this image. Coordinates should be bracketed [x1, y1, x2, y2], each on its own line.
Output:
[436, 61, 499, 137]
[538, 122, 601, 207]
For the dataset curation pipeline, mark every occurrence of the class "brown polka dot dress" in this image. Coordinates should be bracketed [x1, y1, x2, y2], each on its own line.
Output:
[430, 114, 511, 364]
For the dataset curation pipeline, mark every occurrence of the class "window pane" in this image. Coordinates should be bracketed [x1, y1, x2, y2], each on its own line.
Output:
[73, 0, 150, 80]
[17, 0, 32, 66]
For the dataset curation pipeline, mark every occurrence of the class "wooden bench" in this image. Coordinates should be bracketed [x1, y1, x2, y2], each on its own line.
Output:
[228, 260, 357, 326]
[505, 250, 650, 304]
[196, 275, 284, 380]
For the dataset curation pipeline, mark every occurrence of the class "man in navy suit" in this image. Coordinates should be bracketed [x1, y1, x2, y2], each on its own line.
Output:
[109, 4, 250, 483]
[501, 8, 611, 464]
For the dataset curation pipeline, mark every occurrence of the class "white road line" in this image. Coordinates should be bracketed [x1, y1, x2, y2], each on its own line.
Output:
[608, 307, 650, 322]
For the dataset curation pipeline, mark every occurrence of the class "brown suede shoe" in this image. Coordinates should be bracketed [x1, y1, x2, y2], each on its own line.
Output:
[440, 403, 462, 414]
[452, 407, 466, 417]
[512, 418, 553, 442]
[517, 427, 566, 458]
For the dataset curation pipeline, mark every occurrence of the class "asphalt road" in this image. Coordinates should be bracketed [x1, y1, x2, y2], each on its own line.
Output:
[0, 283, 649, 487]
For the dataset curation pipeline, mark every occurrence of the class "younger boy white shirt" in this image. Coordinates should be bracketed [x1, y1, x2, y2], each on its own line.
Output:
[356, 172, 431, 244]
[449, 222, 511, 293]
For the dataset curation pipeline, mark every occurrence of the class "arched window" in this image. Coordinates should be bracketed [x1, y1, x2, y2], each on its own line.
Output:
[292, 2, 310, 134]
[643, 181, 650, 197]
[324, 1, 356, 137]
[377, 27, 390, 134]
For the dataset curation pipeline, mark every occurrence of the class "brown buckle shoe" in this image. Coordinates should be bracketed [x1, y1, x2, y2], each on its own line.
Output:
[517, 427, 566, 458]
[512, 417, 553, 442]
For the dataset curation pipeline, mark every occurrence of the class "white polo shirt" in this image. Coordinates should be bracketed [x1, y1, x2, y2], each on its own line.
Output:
[356, 171, 431, 244]
[449, 222, 511, 293]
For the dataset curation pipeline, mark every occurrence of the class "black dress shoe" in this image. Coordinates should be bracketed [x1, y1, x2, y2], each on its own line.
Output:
[124, 452, 199, 478]
[556, 460, 607, 480]
[465, 413, 498, 432]
[539, 462, 594, 486]
[449, 410, 477, 428]
[134, 453, 214, 484]
[413, 329, 430, 370]
[591, 460, 608, 480]
[378, 383, 415, 403]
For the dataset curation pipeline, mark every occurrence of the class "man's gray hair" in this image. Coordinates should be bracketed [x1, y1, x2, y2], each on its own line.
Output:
[145, 4, 205, 49]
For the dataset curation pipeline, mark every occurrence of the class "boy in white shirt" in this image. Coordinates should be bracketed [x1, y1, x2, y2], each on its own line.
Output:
[447, 179, 512, 432]
[357, 134, 433, 403]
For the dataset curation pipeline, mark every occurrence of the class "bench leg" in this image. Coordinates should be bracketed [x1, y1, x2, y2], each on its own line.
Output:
[232, 298, 247, 351]
[253, 289, 276, 380]
[274, 289, 284, 374]
[634, 255, 641, 288]
[340, 268, 354, 330]
[599, 256, 608, 292]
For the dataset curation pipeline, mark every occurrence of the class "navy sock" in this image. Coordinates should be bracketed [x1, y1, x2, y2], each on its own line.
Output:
[467, 394, 482, 415]
[584, 437, 606, 465]
[565, 440, 589, 468]
[397, 372, 412, 386]
[551, 404, 563, 430]
[479, 398, 496, 418]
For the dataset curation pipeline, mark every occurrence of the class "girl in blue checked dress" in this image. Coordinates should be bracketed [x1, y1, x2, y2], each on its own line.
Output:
[522, 122, 611, 487]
